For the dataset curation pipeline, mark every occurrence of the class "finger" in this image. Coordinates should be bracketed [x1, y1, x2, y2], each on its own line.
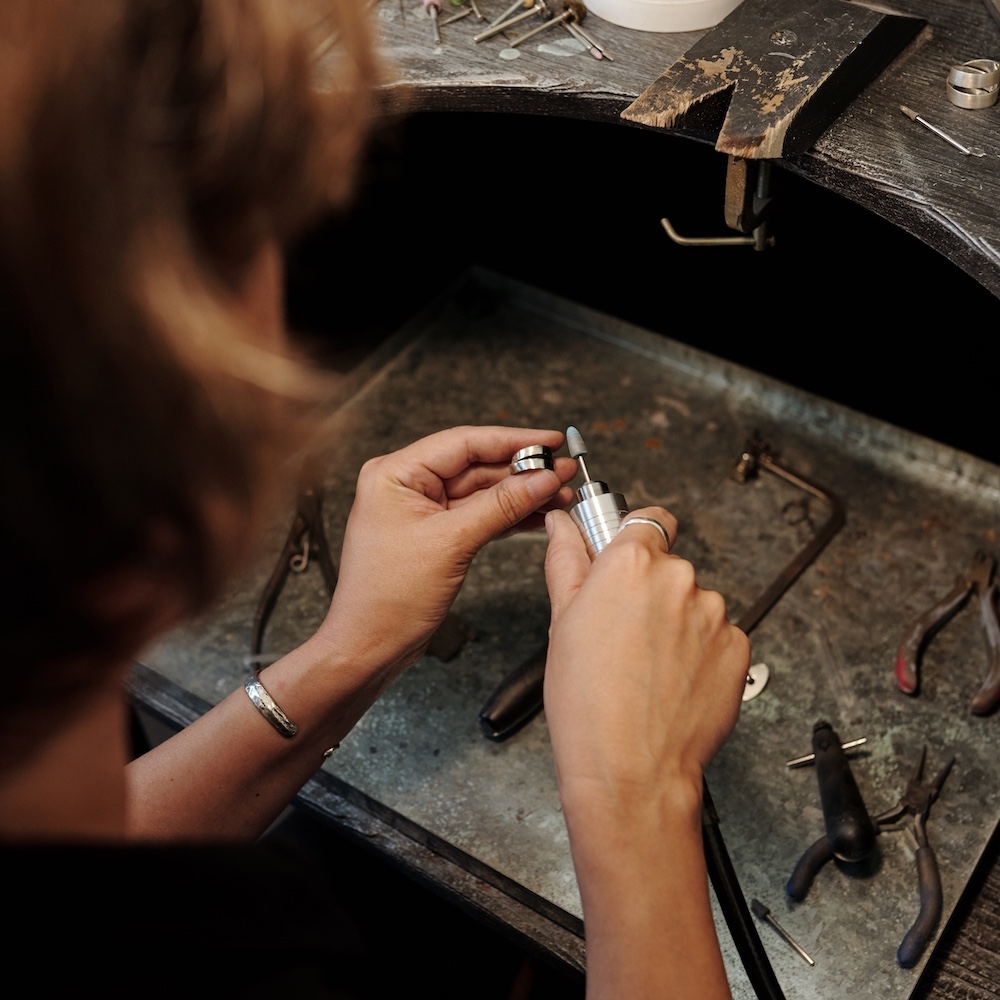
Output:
[614, 507, 679, 553]
[543, 509, 590, 625]
[446, 466, 567, 544]
[445, 456, 577, 502]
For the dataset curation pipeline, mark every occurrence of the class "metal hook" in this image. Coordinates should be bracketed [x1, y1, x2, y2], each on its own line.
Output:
[661, 156, 777, 251]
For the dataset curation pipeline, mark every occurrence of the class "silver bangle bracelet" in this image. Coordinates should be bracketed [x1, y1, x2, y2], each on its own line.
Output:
[244, 672, 340, 758]
[244, 672, 299, 738]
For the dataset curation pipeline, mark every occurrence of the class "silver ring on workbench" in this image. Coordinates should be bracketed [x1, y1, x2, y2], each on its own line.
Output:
[948, 59, 1000, 91]
[947, 59, 1000, 109]
[947, 83, 999, 109]
[619, 516, 670, 552]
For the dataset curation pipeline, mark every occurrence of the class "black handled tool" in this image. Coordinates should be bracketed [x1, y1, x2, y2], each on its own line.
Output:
[478, 645, 547, 740]
[788, 743, 955, 969]
[814, 720, 878, 863]
[786, 720, 878, 900]
[250, 459, 338, 665]
[872, 747, 956, 969]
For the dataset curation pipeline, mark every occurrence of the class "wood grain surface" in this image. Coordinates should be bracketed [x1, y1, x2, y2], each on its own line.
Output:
[370, 0, 1000, 298]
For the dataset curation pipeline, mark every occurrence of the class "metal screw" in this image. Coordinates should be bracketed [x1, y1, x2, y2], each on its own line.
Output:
[786, 736, 867, 768]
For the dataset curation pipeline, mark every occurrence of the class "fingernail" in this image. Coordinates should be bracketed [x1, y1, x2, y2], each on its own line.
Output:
[544, 511, 556, 537]
[524, 469, 559, 502]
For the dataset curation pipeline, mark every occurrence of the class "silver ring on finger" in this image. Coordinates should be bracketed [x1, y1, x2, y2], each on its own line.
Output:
[619, 516, 670, 552]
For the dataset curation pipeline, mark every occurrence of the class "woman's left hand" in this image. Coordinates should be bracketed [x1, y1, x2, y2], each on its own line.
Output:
[318, 425, 576, 674]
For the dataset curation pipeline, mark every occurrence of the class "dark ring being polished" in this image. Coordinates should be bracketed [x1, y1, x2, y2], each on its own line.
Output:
[510, 444, 554, 474]
[619, 516, 670, 550]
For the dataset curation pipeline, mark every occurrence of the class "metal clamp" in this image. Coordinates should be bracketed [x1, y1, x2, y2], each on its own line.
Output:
[661, 156, 777, 252]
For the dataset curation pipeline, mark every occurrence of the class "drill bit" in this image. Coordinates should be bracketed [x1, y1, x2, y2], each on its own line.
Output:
[565, 425, 591, 482]
[900, 105, 986, 157]
[488, 0, 533, 27]
[751, 899, 815, 966]
[424, 0, 442, 43]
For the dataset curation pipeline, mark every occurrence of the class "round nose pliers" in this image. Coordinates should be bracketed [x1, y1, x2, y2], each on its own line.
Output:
[870, 747, 956, 969]
[894, 549, 1000, 715]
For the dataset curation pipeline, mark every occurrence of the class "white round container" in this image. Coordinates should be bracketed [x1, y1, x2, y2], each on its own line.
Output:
[585, 0, 744, 33]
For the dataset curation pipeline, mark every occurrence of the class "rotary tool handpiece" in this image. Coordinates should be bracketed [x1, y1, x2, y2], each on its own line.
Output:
[566, 426, 629, 560]
[478, 429, 625, 742]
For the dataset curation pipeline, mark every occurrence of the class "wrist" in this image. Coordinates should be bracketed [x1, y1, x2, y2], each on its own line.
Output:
[253, 631, 398, 754]
[561, 768, 705, 862]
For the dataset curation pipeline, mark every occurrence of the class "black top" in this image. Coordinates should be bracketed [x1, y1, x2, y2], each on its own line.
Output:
[5, 809, 552, 1000]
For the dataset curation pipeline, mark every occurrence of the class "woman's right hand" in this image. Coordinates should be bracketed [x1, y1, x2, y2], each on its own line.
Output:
[542, 505, 751, 809]
[541, 505, 750, 998]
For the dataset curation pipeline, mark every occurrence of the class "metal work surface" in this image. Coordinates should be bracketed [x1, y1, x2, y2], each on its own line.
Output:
[144, 268, 1000, 999]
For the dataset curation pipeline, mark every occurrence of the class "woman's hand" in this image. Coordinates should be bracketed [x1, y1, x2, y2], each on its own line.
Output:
[542, 505, 750, 813]
[319, 425, 576, 675]
[541, 506, 750, 998]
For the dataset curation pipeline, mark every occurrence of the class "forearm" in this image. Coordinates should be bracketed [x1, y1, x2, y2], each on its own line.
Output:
[125, 630, 401, 841]
[564, 781, 732, 1000]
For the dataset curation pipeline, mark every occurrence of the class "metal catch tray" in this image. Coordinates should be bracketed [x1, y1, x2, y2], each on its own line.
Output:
[144, 267, 1000, 1000]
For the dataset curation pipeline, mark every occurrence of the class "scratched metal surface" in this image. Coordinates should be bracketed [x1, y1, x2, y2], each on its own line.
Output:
[146, 267, 1000, 1000]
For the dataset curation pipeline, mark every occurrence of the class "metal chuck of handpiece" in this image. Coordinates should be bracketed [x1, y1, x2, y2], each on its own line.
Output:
[566, 424, 628, 560]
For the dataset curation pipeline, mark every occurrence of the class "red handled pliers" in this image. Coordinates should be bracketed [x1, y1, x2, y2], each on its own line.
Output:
[894, 549, 1000, 715]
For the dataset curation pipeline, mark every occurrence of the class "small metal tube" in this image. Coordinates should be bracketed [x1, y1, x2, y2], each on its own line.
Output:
[570, 481, 629, 560]
[474, 1, 545, 41]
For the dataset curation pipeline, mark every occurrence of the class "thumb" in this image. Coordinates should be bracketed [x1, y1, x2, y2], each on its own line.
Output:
[454, 467, 565, 544]
[543, 509, 591, 626]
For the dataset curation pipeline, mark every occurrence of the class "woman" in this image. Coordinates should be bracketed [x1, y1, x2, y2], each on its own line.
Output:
[0, 2, 750, 996]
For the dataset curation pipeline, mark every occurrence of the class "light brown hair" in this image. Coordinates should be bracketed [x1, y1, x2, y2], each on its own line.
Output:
[0, 0, 382, 727]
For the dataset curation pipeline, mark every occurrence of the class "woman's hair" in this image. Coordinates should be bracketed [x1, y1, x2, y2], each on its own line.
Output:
[0, 1, 382, 724]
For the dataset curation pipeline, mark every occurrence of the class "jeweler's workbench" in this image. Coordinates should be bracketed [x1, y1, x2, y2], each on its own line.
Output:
[371, 0, 1000, 301]
[138, 268, 1000, 1000]
[136, 1, 1000, 995]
